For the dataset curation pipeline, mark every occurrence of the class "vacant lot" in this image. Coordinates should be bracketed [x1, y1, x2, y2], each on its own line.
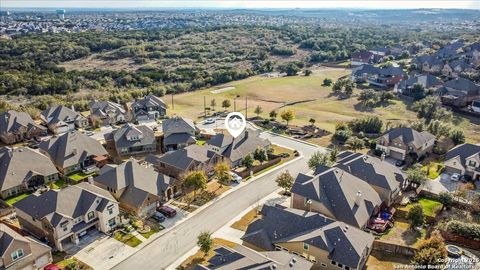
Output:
[170, 67, 480, 146]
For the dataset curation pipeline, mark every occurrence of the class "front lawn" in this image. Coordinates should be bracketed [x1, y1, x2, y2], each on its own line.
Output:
[113, 231, 142, 248]
[421, 162, 444, 180]
[231, 208, 260, 231]
[179, 238, 237, 270]
[51, 179, 67, 189]
[399, 198, 443, 218]
[67, 171, 97, 182]
[5, 193, 31, 206]
[53, 252, 92, 270]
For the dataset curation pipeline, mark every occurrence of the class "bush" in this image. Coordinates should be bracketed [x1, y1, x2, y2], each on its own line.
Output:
[441, 220, 480, 239]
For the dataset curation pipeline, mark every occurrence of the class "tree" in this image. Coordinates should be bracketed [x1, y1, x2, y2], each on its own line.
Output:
[278, 62, 300, 76]
[210, 99, 216, 111]
[407, 205, 425, 228]
[269, 110, 278, 120]
[214, 162, 232, 184]
[450, 130, 465, 145]
[242, 154, 254, 169]
[329, 147, 339, 163]
[346, 136, 364, 152]
[411, 231, 447, 268]
[254, 105, 263, 117]
[197, 231, 214, 256]
[184, 170, 208, 198]
[253, 148, 268, 163]
[427, 120, 451, 138]
[221, 99, 231, 111]
[308, 151, 330, 170]
[344, 82, 353, 96]
[412, 96, 452, 123]
[309, 118, 316, 126]
[304, 69, 312, 76]
[358, 90, 378, 107]
[323, 78, 332, 86]
[280, 110, 295, 126]
[438, 192, 454, 211]
[406, 165, 428, 185]
[275, 171, 294, 194]
[411, 83, 426, 100]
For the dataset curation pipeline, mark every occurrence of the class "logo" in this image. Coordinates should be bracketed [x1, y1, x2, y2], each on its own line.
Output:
[225, 112, 246, 138]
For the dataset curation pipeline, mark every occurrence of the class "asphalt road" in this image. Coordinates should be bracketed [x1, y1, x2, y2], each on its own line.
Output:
[112, 128, 324, 270]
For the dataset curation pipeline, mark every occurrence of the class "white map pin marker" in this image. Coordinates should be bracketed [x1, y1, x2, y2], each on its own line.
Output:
[225, 112, 246, 138]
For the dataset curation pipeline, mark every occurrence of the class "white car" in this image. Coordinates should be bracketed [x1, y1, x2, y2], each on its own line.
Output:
[450, 173, 460, 182]
[230, 172, 242, 183]
[204, 118, 215, 124]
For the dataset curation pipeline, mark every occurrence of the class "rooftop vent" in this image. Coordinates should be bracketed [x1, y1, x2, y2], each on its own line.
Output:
[355, 191, 362, 206]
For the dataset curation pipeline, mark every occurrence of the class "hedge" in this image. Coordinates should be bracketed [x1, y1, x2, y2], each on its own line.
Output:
[441, 220, 480, 239]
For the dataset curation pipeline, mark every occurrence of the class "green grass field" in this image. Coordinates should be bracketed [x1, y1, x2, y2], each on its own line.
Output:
[399, 198, 443, 218]
[169, 67, 480, 146]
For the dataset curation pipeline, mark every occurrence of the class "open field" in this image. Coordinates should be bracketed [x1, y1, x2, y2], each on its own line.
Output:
[169, 67, 480, 146]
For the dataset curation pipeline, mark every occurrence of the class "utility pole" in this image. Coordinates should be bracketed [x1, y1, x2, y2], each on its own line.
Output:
[245, 96, 248, 119]
[233, 98, 236, 111]
[204, 96, 206, 118]
[171, 94, 174, 110]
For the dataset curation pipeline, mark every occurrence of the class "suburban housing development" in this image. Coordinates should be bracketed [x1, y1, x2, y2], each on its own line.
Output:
[0, 5, 479, 270]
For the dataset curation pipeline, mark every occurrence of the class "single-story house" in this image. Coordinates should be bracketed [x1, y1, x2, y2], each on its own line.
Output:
[376, 127, 435, 161]
[350, 51, 374, 67]
[395, 74, 443, 99]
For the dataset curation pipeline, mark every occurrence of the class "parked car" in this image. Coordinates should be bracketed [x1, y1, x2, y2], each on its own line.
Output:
[151, 212, 165, 223]
[157, 205, 177, 218]
[230, 172, 242, 183]
[460, 174, 472, 182]
[204, 118, 215, 124]
[395, 160, 405, 167]
[44, 264, 60, 270]
[450, 173, 460, 181]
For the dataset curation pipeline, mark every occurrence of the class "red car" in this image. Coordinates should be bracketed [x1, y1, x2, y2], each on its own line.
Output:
[44, 264, 60, 270]
[157, 205, 177, 218]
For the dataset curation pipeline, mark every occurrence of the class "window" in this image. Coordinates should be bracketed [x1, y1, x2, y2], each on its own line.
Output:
[11, 249, 24, 261]
[337, 263, 343, 268]
[468, 160, 477, 167]
[345, 266, 350, 270]
[303, 243, 309, 251]
[321, 263, 327, 267]
[108, 218, 116, 227]
[87, 211, 95, 220]
[331, 261, 337, 266]
[108, 206, 114, 215]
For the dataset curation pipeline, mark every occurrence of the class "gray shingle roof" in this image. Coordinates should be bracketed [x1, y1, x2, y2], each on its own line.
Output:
[40, 105, 86, 126]
[146, 144, 215, 171]
[132, 95, 166, 110]
[163, 133, 196, 146]
[0, 110, 46, 136]
[398, 74, 442, 89]
[443, 78, 480, 95]
[95, 159, 173, 208]
[39, 131, 108, 168]
[291, 167, 382, 228]
[379, 127, 435, 149]
[445, 143, 480, 168]
[0, 147, 58, 192]
[13, 182, 117, 226]
[242, 205, 374, 269]
[89, 100, 126, 118]
[0, 224, 30, 257]
[206, 129, 271, 163]
[111, 124, 155, 149]
[335, 152, 405, 192]
[162, 117, 196, 135]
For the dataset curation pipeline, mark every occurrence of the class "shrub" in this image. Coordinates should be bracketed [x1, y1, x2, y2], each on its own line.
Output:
[441, 220, 480, 239]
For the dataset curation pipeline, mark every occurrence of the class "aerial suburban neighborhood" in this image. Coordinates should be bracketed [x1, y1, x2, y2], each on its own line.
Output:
[0, 2, 480, 270]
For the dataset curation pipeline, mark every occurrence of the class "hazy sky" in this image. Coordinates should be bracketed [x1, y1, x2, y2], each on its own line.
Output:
[2, 1, 480, 10]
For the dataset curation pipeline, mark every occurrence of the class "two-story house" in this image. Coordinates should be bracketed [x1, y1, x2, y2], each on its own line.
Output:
[13, 182, 119, 252]
[291, 167, 382, 229]
[40, 106, 89, 134]
[131, 95, 167, 123]
[412, 55, 444, 74]
[146, 144, 222, 179]
[107, 124, 157, 157]
[366, 66, 407, 89]
[162, 117, 197, 152]
[89, 100, 128, 126]
[350, 51, 374, 67]
[205, 129, 271, 167]
[376, 127, 435, 161]
[0, 147, 59, 199]
[0, 110, 47, 145]
[94, 159, 174, 217]
[439, 77, 480, 108]
[334, 152, 406, 206]
[444, 143, 480, 180]
[39, 131, 108, 175]
[395, 74, 443, 100]
[242, 205, 375, 270]
[0, 224, 53, 270]
[442, 60, 475, 78]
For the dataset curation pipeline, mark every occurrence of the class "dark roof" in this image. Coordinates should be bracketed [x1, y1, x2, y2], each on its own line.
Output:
[0, 147, 58, 192]
[112, 124, 155, 149]
[146, 144, 215, 171]
[40, 105, 86, 126]
[398, 74, 442, 89]
[162, 117, 196, 135]
[95, 159, 173, 207]
[413, 55, 443, 67]
[163, 133, 196, 146]
[13, 182, 117, 226]
[89, 100, 126, 118]
[378, 127, 435, 148]
[291, 168, 382, 228]
[445, 143, 480, 167]
[0, 110, 46, 136]
[132, 95, 166, 109]
[335, 152, 405, 193]
[0, 224, 51, 261]
[442, 78, 480, 96]
[206, 129, 271, 163]
[242, 205, 374, 269]
[39, 131, 107, 168]
[351, 51, 373, 62]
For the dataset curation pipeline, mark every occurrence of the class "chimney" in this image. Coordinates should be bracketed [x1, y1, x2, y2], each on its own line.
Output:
[381, 153, 386, 161]
[355, 191, 362, 206]
[87, 176, 94, 185]
[72, 148, 77, 155]
[71, 105, 75, 112]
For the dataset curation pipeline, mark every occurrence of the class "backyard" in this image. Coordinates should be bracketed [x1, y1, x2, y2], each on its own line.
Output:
[67, 171, 97, 182]
[398, 198, 443, 218]
[380, 218, 426, 246]
[5, 193, 31, 206]
[168, 67, 480, 147]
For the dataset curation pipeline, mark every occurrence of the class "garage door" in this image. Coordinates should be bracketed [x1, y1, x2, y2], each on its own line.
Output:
[390, 150, 404, 160]
[35, 254, 50, 268]
[445, 166, 462, 175]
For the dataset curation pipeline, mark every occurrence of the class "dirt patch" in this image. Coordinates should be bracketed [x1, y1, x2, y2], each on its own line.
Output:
[231, 208, 260, 231]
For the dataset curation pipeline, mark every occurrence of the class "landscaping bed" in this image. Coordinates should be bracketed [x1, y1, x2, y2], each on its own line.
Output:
[231, 208, 260, 231]
[179, 238, 237, 270]
[53, 252, 92, 270]
[113, 231, 142, 248]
